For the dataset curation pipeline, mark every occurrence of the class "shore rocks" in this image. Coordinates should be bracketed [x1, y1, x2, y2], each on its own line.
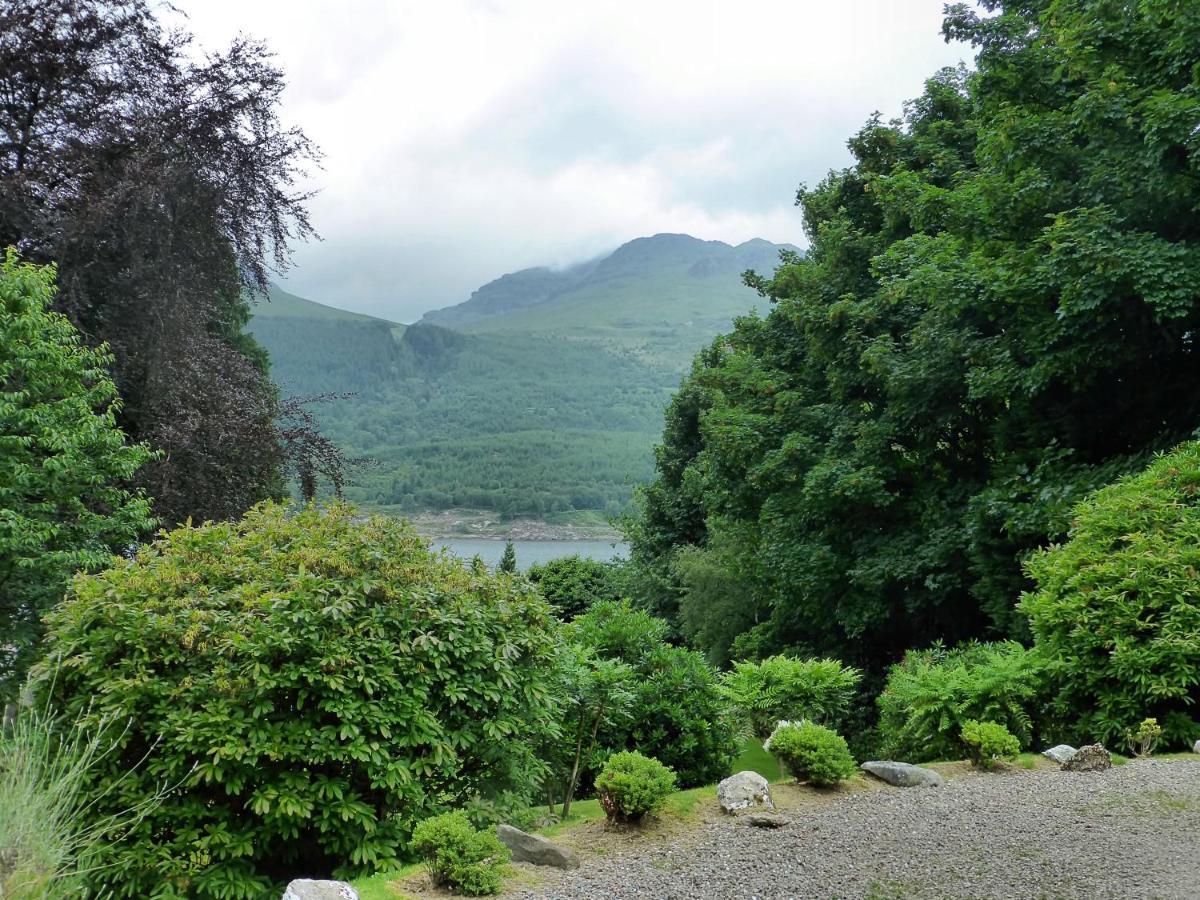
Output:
[282, 880, 358, 900]
[1061, 743, 1112, 772]
[861, 761, 944, 788]
[497, 824, 580, 869]
[1042, 744, 1078, 765]
[717, 770, 774, 813]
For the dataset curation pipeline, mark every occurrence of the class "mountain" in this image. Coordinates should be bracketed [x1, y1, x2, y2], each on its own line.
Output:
[422, 233, 798, 368]
[249, 233, 794, 524]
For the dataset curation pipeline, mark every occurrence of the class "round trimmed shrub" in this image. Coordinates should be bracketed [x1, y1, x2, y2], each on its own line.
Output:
[765, 721, 856, 787]
[960, 720, 1020, 769]
[411, 811, 509, 896]
[36, 502, 560, 898]
[1021, 444, 1200, 747]
[595, 751, 676, 824]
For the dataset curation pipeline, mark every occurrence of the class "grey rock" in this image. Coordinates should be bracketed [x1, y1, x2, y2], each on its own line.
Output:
[282, 880, 358, 900]
[497, 824, 580, 869]
[1193, 739, 1200, 754]
[1042, 744, 1078, 764]
[717, 770, 774, 813]
[1061, 743, 1112, 772]
[861, 760, 944, 788]
[743, 813, 789, 828]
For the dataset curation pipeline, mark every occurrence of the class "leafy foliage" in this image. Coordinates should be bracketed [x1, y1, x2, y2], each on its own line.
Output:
[0, 0, 322, 526]
[628, 0, 1200, 669]
[410, 812, 509, 897]
[876, 641, 1043, 763]
[1125, 718, 1163, 759]
[566, 601, 738, 788]
[763, 721, 857, 787]
[719, 656, 862, 739]
[35, 502, 560, 898]
[1022, 444, 1200, 748]
[526, 556, 621, 621]
[594, 752, 676, 825]
[0, 253, 154, 694]
[960, 720, 1020, 770]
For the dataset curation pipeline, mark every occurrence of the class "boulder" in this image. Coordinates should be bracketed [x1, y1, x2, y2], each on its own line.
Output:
[282, 880, 358, 900]
[496, 824, 579, 870]
[1061, 743, 1112, 772]
[1042, 744, 1078, 765]
[717, 770, 774, 813]
[743, 813, 789, 829]
[1193, 739, 1200, 754]
[861, 761, 944, 788]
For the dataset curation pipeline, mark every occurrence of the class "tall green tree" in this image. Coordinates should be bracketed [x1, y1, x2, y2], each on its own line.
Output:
[498, 539, 518, 574]
[0, 252, 154, 693]
[631, 0, 1200, 670]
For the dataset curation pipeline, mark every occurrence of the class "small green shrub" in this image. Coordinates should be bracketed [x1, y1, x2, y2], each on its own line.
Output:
[526, 556, 620, 620]
[960, 720, 1020, 769]
[595, 752, 676, 824]
[719, 656, 862, 739]
[410, 812, 509, 896]
[764, 721, 857, 787]
[877, 641, 1043, 762]
[1125, 718, 1163, 758]
[36, 502, 560, 898]
[1022, 444, 1200, 747]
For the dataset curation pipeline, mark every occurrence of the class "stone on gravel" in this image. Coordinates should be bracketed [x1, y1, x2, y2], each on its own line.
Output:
[1193, 739, 1200, 754]
[1061, 743, 1112, 772]
[717, 770, 774, 813]
[282, 880, 358, 900]
[743, 813, 789, 829]
[1042, 744, 1078, 764]
[861, 760, 944, 788]
[497, 824, 580, 869]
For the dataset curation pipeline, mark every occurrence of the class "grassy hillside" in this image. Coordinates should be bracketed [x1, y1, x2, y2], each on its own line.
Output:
[422, 234, 796, 369]
[251, 234, 794, 520]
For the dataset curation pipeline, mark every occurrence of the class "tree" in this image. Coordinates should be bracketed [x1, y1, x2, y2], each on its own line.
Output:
[0, 0, 322, 525]
[525, 555, 620, 620]
[630, 0, 1200, 670]
[498, 539, 517, 574]
[0, 252, 154, 694]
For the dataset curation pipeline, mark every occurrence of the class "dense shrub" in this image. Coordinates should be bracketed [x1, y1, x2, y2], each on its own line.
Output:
[876, 642, 1044, 763]
[764, 722, 857, 787]
[526, 555, 620, 620]
[1126, 718, 1163, 758]
[1022, 444, 1200, 748]
[719, 656, 862, 738]
[595, 752, 676, 824]
[410, 812, 509, 896]
[567, 602, 738, 788]
[36, 502, 561, 898]
[960, 720, 1020, 769]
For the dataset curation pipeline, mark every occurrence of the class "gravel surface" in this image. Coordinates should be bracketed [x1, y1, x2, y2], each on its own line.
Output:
[513, 759, 1200, 900]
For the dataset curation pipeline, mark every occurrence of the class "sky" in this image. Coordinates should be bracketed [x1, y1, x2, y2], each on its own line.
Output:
[173, 1, 973, 322]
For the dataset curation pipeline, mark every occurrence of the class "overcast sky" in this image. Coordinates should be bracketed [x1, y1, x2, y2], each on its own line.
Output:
[173, 1, 972, 322]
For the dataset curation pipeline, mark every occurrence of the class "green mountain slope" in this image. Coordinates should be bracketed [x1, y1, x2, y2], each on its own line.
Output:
[249, 234, 794, 521]
[422, 234, 797, 369]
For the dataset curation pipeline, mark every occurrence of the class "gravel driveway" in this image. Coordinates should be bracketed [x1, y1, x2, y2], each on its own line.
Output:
[513, 758, 1200, 900]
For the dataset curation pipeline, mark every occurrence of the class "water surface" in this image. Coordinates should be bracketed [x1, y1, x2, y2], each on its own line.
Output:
[437, 539, 628, 571]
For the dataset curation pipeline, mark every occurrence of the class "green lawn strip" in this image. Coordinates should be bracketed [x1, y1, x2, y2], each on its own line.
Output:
[351, 863, 423, 900]
[732, 736, 783, 782]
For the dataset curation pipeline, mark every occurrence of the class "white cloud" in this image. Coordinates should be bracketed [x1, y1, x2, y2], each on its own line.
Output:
[173, 0, 972, 321]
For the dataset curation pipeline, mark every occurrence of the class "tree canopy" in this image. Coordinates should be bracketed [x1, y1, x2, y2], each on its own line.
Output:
[0, 252, 154, 694]
[629, 0, 1200, 669]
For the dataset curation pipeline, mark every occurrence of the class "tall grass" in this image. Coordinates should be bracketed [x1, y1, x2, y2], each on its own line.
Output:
[0, 703, 160, 899]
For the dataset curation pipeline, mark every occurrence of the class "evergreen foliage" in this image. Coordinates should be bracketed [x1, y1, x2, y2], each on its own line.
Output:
[410, 812, 509, 897]
[764, 721, 857, 787]
[0, 253, 154, 694]
[1022, 443, 1200, 748]
[960, 720, 1020, 770]
[35, 503, 560, 898]
[526, 556, 621, 621]
[594, 751, 676, 825]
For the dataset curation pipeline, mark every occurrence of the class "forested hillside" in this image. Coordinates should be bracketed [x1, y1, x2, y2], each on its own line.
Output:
[251, 236, 793, 518]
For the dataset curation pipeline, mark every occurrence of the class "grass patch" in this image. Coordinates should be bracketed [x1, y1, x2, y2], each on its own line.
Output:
[732, 737, 782, 782]
[350, 864, 423, 900]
